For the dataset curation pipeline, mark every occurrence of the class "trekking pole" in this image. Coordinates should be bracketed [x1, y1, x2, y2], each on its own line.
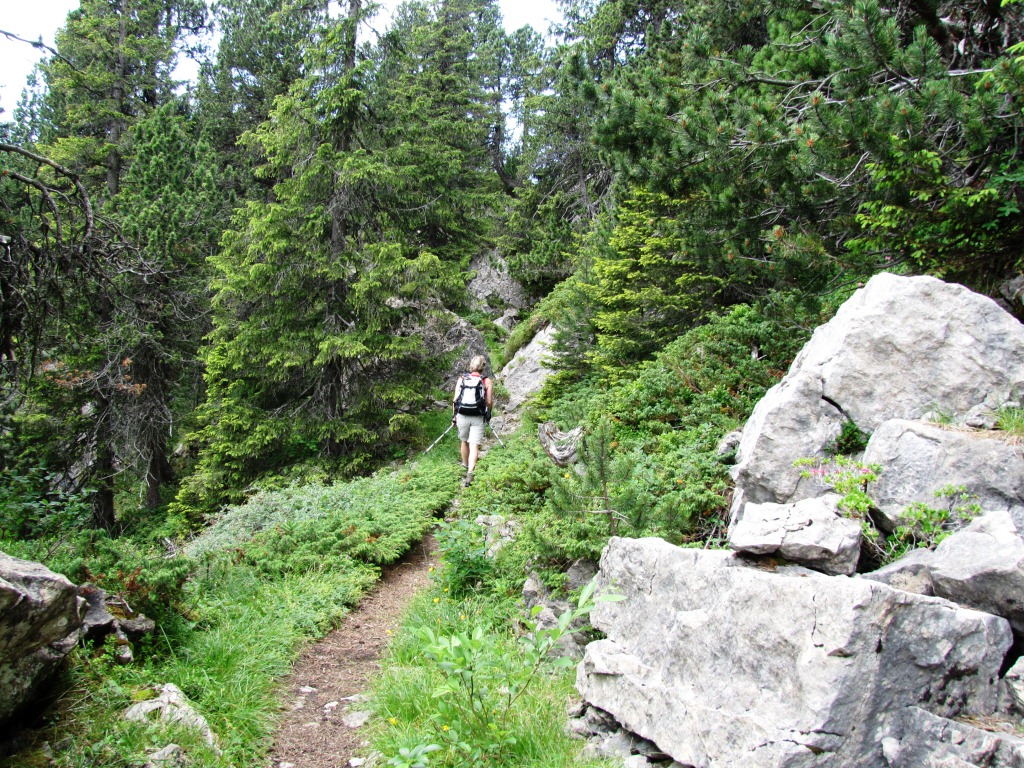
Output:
[423, 422, 455, 454]
[487, 420, 507, 449]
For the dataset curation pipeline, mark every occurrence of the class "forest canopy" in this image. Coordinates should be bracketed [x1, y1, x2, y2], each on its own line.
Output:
[1, 0, 1022, 530]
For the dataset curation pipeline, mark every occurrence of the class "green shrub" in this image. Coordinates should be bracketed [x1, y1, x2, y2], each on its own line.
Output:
[879, 485, 982, 563]
[795, 455, 882, 518]
[370, 588, 618, 768]
[0, 466, 92, 540]
[826, 420, 870, 455]
[433, 518, 494, 596]
[186, 455, 461, 569]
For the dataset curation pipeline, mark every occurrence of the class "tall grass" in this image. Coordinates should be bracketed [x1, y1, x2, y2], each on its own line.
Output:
[2, 415, 463, 768]
[366, 590, 615, 768]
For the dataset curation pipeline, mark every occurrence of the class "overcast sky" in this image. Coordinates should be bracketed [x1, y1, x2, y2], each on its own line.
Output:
[1, 0, 563, 121]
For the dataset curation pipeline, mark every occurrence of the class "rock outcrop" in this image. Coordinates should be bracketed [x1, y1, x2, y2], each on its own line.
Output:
[420, 309, 489, 391]
[522, 560, 598, 660]
[928, 511, 1024, 635]
[575, 274, 1024, 768]
[577, 537, 1012, 768]
[862, 419, 1024, 531]
[124, 683, 220, 750]
[467, 251, 528, 316]
[730, 273, 1024, 514]
[498, 324, 556, 420]
[0, 552, 86, 725]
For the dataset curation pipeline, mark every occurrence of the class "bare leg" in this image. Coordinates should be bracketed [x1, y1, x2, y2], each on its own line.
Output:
[461, 441, 470, 466]
[467, 443, 480, 473]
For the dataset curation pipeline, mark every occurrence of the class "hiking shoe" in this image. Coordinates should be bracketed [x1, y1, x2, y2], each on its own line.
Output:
[458, 461, 468, 469]
[462, 472, 474, 487]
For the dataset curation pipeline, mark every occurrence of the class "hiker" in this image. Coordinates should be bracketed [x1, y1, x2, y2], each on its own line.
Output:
[452, 354, 494, 487]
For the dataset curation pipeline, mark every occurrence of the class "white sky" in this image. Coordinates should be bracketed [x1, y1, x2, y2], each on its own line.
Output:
[0, 0, 563, 121]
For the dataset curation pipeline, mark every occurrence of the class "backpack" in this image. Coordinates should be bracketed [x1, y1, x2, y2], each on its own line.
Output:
[454, 373, 487, 416]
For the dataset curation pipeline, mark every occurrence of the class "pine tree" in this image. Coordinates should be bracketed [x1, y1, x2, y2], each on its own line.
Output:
[175, 0, 485, 520]
[40, 0, 207, 199]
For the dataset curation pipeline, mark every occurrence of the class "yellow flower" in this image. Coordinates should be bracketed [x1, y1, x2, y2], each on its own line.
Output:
[433, 597, 440, 603]
[389, 717, 397, 725]
[459, 614, 466, 620]
[443, 587, 449, 593]
[429, 566, 435, 572]
[442, 725, 450, 732]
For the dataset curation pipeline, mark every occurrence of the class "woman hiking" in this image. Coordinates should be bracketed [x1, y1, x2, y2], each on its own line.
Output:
[452, 355, 494, 487]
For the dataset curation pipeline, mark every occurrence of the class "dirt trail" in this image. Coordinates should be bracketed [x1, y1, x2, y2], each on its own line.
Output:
[267, 393, 516, 767]
[267, 535, 439, 768]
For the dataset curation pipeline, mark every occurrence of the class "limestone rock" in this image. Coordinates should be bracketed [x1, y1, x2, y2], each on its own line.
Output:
[499, 325, 556, 414]
[929, 511, 1024, 634]
[717, 430, 742, 461]
[467, 251, 528, 313]
[475, 514, 519, 557]
[521, 568, 593, 660]
[1003, 656, 1024, 715]
[880, 706, 1024, 768]
[728, 494, 862, 575]
[78, 583, 118, 641]
[495, 308, 519, 332]
[0, 551, 85, 725]
[417, 308, 489, 391]
[999, 274, 1024, 320]
[862, 419, 1024, 531]
[124, 683, 220, 751]
[861, 547, 936, 596]
[731, 274, 1024, 511]
[343, 710, 372, 729]
[566, 558, 599, 592]
[577, 537, 1011, 768]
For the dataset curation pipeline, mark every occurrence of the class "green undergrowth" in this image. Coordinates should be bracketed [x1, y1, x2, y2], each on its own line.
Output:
[355, 302, 811, 766]
[2, 421, 463, 768]
[459, 304, 809, 582]
[365, 587, 615, 768]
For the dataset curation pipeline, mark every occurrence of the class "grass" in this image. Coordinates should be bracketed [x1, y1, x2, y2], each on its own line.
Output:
[365, 590, 615, 768]
[996, 405, 1024, 442]
[2, 409, 465, 768]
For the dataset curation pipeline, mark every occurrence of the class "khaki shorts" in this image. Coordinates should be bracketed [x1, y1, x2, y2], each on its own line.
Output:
[456, 414, 486, 446]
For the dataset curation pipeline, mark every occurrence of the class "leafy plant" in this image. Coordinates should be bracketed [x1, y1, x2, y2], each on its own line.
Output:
[826, 420, 870, 456]
[795, 455, 882, 518]
[433, 518, 494, 596]
[872, 485, 981, 565]
[391, 580, 621, 767]
[0, 466, 92, 540]
[388, 743, 442, 768]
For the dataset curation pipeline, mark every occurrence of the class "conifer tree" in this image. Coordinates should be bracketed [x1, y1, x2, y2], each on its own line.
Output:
[40, 0, 207, 199]
[176, 0, 490, 519]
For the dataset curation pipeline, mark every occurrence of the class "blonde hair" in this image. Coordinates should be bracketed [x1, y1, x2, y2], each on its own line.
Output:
[469, 355, 487, 373]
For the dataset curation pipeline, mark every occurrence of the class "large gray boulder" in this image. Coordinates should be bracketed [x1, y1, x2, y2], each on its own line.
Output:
[731, 274, 1024, 511]
[728, 494, 862, 575]
[929, 511, 1024, 635]
[1, 552, 86, 725]
[860, 547, 936, 596]
[863, 419, 1024, 531]
[498, 324, 556, 415]
[577, 537, 1011, 768]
